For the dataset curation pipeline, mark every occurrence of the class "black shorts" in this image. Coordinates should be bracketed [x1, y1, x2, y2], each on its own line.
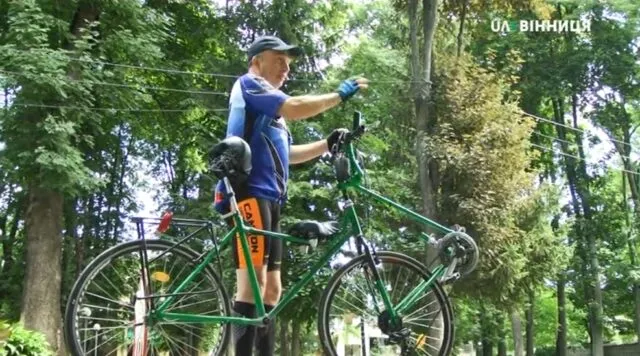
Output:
[231, 196, 282, 271]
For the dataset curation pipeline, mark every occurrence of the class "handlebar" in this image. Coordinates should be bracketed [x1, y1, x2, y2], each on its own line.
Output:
[345, 111, 366, 145]
[331, 111, 366, 155]
[331, 111, 367, 184]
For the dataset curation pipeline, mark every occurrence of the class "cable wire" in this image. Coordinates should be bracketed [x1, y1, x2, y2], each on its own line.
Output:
[518, 110, 634, 151]
[3, 49, 412, 84]
[0, 69, 229, 96]
[9, 103, 228, 113]
[530, 143, 640, 177]
[532, 130, 636, 165]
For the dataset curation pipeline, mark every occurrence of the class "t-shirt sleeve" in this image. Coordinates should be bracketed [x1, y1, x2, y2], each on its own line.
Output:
[241, 75, 290, 118]
[226, 106, 245, 137]
[226, 79, 246, 137]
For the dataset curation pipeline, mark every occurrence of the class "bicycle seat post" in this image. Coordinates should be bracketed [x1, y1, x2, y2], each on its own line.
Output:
[223, 176, 239, 214]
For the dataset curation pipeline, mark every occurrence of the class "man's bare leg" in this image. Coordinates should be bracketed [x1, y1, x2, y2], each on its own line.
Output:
[255, 270, 281, 356]
[233, 266, 267, 356]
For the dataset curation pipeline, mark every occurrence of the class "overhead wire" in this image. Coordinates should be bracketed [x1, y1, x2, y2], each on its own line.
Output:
[0, 69, 229, 96]
[530, 143, 640, 177]
[517, 110, 634, 151]
[532, 130, 636, 164]
[3, 55, 639, 157]
[9, 103, 228, 113]
[3, 49, 413, 84]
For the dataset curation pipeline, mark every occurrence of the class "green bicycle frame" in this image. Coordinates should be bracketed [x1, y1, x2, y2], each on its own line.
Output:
[146, 138, 455, 327]
[151, 195, 373, 326]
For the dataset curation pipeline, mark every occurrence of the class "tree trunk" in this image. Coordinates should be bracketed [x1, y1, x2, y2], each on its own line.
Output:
[18, 4, 99, 355]
[498, 313, 507, 356]
[20, 187, 64, 352]
[1, 191, 21, 276]
[615, 105, 640, 341]
[61, 199, 78, 298]
[480, 303, 493, 356]
[94, 193, 104, 247]
[104, 125, 123, 243]
[481, 335, 493, 356]
[291, 320, 301, 356]
[76, 197, 94, 276]
[526, 289, 535, 356]
[570, 95, 604, 356]
[113, 134, 133, 241]
[556, 273, 567, 356]
[279, 319, 289, 356]
[456, 0, 468, 57]
[414, 0, 444, 342]
[512, 311, 524, 356]
[415, 0, 439, 221]
[635, 275, 640, 342]
[552, 95, 604, 355]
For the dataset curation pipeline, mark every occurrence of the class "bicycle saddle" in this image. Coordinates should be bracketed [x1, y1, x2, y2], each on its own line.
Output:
[288, 220, 338, 240]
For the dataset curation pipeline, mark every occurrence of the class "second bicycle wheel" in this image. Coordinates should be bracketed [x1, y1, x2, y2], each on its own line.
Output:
[64, 239, 231, 356]
[318, 251, 454, 356]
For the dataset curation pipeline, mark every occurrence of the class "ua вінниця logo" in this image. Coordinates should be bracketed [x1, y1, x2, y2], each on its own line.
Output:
[491, 19, 591, 33]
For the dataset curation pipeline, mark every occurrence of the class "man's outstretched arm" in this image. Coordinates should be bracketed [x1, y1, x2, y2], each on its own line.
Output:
[289, 141, 328, 164]
[278, 78, 368, 121]
[289, 129, 348, 165]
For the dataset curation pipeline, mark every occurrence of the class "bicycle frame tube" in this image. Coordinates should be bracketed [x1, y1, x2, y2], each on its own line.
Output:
[154, 205, 357, 326]
[154, 227, 237, 314]
[155, 210, 278, 318]
[339, 141, 453, 235]
[354, 185, 452, 235]
[394, 264, 446, 315]
[342, 200, 398, 319]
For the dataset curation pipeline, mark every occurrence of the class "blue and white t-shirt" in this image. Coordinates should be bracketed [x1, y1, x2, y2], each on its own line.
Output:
[214, 73, 293, 208]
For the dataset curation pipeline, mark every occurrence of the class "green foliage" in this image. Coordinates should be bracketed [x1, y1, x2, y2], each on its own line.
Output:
[0, 0, 639, 351]
[533, 288, 589, 346]
[425, 51, 544, 304]
[0, 321, 53, 356]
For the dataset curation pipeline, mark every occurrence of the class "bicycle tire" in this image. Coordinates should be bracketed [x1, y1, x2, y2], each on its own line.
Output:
[318, 251, 454, 356]
[63, 239, 232, 356]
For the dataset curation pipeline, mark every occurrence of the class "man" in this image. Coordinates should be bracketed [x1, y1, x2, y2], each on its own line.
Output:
[214, 35, 367, 356]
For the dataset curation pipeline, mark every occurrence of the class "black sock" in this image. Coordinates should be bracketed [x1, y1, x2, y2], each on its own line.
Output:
[254, 304, 276, 356]
[233, 301, 256, 356]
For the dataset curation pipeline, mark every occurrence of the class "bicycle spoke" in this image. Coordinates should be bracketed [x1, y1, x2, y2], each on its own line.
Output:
[88, 279, 121, 306]
[403, 294, 440, 321]
[84, 327, 122, 355]
[157, 323, 203, 354]
[97, 269, 127, 298]
[80, 303, 135, 315]
[77, 324, 132, 332]
[165, 278, 206, 310]
[84, 291, 134, 310]
[333, 293, 371, 317]
[66, 240, 231, 356]
[320, 252, 452, 356]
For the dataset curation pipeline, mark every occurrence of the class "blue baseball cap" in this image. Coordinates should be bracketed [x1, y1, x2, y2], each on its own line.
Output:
[247, 35, 303, 62]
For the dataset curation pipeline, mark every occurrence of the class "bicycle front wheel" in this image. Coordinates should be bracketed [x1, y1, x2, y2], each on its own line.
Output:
[318, 251, 454, 356]
[64, 239, 231, 356]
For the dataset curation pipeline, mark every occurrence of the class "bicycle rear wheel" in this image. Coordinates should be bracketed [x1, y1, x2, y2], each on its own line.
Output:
[318, 251, 454, 356]
[64, 239, 231, 356]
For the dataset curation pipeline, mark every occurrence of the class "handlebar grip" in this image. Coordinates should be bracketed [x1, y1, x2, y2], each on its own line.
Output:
[353, 111, 362, 131]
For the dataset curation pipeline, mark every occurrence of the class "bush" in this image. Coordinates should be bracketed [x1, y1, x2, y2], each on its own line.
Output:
[0, 321, 53, 356]
[533, 346, 556, 356]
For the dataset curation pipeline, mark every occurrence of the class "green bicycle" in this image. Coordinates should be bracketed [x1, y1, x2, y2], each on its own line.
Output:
[64, 111, 479, 355]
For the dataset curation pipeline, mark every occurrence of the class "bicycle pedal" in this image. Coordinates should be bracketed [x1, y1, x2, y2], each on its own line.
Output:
[388, 328, 411, 343]
[296, 238, 317, 254]
[440, 272, 460, 285]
